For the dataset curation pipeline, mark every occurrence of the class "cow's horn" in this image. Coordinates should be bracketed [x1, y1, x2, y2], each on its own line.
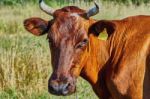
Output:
[86, 1, 100, 18]
[39, 0, 55, 16]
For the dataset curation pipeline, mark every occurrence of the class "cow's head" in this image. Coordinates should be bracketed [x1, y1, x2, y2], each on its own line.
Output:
[24, 0, 100, 96]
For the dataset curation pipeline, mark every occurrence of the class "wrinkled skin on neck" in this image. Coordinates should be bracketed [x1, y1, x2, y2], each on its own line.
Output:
[80, 35, 110, 98]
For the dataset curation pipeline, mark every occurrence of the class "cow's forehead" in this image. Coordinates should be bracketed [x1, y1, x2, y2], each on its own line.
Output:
[48, 14, 87, 45]
[55, 12, 80, 21]
[51, 14, 84, 35]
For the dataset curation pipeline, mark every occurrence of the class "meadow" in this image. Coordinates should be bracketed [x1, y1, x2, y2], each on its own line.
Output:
[1, 1, 150, 99]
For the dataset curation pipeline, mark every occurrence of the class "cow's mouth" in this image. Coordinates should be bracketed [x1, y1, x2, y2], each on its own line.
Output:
[48, 77, 76, 96]
[48, 83, 76, 96]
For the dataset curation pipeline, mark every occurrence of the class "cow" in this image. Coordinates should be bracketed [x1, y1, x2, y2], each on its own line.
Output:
[23, 0, 150, 99]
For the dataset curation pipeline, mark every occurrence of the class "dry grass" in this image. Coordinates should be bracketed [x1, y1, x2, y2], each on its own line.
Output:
[0, 2, 150, 99]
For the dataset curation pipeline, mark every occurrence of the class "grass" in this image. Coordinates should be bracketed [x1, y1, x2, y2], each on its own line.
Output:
[0, 33, 98, 99]
[0, 2, 150, 99]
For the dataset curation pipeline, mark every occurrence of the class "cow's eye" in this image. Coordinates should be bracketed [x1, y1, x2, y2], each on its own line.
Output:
[75, 39, 89, 49]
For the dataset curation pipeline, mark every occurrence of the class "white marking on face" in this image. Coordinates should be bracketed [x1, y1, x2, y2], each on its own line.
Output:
[70, 13, 79, 17]
[70, 13, 79, 20]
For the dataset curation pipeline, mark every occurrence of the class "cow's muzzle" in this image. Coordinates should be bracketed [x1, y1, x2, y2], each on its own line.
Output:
[48, 76, 76, 96]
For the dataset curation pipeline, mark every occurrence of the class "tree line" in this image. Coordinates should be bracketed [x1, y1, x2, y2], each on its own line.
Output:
[0, 0, 149, 6]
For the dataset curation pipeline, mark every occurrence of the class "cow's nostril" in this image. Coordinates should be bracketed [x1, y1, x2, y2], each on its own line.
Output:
[61, 83, 71, 95]
[48, 84, 55, 93]
[48, 83, 60, 94]
[63, 83, 69, 89]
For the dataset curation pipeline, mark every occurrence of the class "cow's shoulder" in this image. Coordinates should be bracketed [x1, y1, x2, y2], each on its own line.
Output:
[105, 15, 150, 98]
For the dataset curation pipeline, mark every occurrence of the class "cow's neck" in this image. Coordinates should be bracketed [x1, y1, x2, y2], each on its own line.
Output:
[80, 34, 110, 97]
[81, 34, 109, 84]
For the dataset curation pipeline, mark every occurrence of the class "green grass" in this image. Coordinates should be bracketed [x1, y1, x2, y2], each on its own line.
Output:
[1, 2, 150, 99]
[0, 34, 98, 99]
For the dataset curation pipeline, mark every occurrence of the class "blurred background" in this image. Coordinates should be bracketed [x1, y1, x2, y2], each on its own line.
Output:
[0, 0, 150, 99]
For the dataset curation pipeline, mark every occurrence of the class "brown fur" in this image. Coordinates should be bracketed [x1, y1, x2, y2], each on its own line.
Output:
[84, 15, 150, 99]
[24, 5, 150, 99]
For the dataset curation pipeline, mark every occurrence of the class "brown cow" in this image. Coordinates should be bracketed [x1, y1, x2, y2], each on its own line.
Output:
[23, 0, 150, 99]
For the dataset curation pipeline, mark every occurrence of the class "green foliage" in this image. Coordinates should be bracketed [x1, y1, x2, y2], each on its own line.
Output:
[0, 0, 149, 6]
[0, 0, 37, 5]
[103, 0, 149, 5]
[0, 0, 54, 6]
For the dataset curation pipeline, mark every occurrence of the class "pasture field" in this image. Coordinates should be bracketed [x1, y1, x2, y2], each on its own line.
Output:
[0, 2, 150, 99]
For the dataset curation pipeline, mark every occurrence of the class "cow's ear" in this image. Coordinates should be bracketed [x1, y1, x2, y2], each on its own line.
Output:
[89, 20, 116, 37]
[24, 18, 48, 36]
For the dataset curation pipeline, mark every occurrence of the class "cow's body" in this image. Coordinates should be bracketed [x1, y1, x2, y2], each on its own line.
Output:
[82, 15, 150, 99]
[24, 1, 150, 98]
